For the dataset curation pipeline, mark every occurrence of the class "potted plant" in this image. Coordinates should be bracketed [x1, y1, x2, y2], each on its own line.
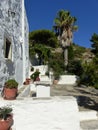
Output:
[23, 78, 31, 85]
[0, 106, 13, 130]
[3, 79, 18, 100]
[53, 72, 60, 84]
[30, 69, 40, 82]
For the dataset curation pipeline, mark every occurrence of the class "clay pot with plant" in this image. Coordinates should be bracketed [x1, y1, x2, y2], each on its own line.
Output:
[30, 69, 40, 82]
[0, 106, 13, 130]
[23, 78, 31, 85]
[53, 72, 60, 84]
[48, 53, 66, 85]
[3, 79, 18, 100]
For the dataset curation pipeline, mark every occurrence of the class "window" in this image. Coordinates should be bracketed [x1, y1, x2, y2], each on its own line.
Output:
[5, 39, 12, 59]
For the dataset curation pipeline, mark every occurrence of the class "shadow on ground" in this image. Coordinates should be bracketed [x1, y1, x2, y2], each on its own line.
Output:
[76, 95, 98, 111]
[51, 85, 98, 111]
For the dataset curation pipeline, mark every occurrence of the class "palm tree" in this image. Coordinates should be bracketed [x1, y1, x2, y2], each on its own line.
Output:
[53, 10, 78, 66]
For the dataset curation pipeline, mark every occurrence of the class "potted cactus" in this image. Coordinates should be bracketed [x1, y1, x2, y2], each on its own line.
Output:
[0, 106, 13, 130]
[3, 79, 18, 100]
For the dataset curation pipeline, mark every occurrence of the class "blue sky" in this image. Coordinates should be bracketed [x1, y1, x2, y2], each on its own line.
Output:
[25, 0, 98, 48]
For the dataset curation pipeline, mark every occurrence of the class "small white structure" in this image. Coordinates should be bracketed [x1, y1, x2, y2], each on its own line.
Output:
[35, 81, 50, 98]
[58, 75, 78, 85]
[36, 85, 50, 98]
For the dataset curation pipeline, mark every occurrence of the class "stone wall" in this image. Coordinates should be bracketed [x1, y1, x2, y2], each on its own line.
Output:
[0, 0, 29, 90]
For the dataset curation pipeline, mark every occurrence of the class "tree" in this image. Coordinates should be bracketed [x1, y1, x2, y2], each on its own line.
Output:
[79, 33, 98, 89]
[90, 33, 98, 56]
[29, 30, 58, 48]
[29, 30, 58, 65]
[53, 10, 78, 66]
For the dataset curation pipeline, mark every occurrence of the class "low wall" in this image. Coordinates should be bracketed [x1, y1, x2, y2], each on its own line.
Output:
[58, 75, 78, 85]
[29, 65, 78, 85]
[79, 110, 98, 121]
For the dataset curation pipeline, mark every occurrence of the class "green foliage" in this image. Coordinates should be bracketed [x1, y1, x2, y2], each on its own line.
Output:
[81, 33, 98, 88]
[79, 61, 98, 88]
[53, 10, 78, 66]
[5, 79, 18, 89]
[48, 52, 66, 79]
[29, 30, 58, 48]
[67, 41, 98, 89]
[53, 10, 78, 35]
[68, 45, 74, 60]
[29, 30, 57, 64]
[45, 71, 49, 77]
[29, 44, 51, 64]
[0, 106, 12, 120]
[67, 60, 83, 76]
[30, 70, 40, 81]
[90, 33, 98, 56]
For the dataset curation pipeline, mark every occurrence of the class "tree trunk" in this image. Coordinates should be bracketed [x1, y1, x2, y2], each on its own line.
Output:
[64, 48, 68, 66]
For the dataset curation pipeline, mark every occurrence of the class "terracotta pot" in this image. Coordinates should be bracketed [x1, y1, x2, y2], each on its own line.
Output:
[23, 81, 29, 85]
[53, 80, 58, 85]
[35, 77, 40, 81]
[26, 78, 31, 81]
[3, 88, 17, 100]
[23, 78, 31, 85]
[0, 115, 13, 130]
[26, 78, 31, 84]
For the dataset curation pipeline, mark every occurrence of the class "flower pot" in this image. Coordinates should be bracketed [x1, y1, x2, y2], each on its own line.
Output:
[53, 80, 58, 85]
[26, 78, 31, 84]
[35, 77, 40, 81]
[3, 88, 17, 100]
[23, 78, 31, 85]
[0, 115, 13, 130]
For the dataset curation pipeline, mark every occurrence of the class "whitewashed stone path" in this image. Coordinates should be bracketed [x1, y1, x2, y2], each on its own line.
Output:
[0, 96, 80, 130]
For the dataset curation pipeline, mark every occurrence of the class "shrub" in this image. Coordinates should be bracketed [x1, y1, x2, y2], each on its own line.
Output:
[67, 60, 83, 76]
[79, 62, 98, 88]
[48, 52, 66, 79]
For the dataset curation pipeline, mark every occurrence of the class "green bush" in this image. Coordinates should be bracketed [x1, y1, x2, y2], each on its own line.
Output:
[5, 79, 18, 89]
[45, 71, 49, 77]
[79, 62, 98, 88]
[48, 52, 66, 79]
[67, 60, 83, 76]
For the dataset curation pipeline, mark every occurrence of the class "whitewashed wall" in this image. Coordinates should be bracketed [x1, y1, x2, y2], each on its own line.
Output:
[0, 0, 29, 89]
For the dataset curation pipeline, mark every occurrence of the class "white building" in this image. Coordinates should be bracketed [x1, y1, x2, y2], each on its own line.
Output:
[0, 0, 29, 89]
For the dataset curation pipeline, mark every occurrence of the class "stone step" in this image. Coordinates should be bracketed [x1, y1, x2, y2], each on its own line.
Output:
[80, 119, 98, 130]
[79, 110, 98, 121]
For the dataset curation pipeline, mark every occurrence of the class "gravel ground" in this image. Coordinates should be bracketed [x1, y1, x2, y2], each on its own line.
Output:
[50, 84, 98, 111]
[80, 120, 98, 130]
